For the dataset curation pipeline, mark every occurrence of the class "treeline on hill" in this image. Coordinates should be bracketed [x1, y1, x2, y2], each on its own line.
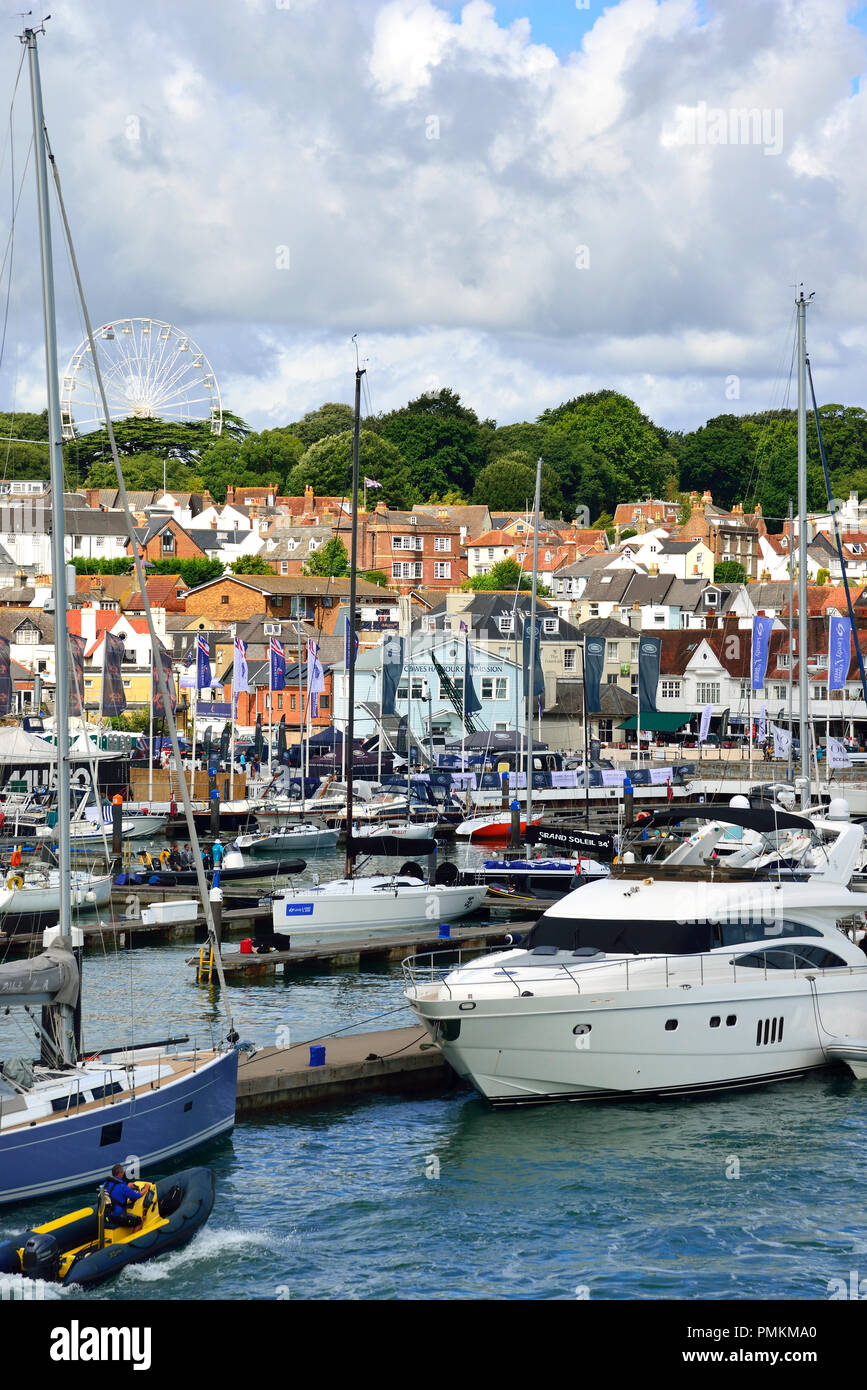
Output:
[4, 391, 867, 532]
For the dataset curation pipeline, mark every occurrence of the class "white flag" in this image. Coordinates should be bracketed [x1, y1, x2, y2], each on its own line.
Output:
[699, 703, 712, 743]
[758, 703, 767, 743]
[828, 737, 852, 769]
[771, 724, 791, 759]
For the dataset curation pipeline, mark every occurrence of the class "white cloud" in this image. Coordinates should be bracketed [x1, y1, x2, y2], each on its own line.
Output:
[0, 0, 865, 438]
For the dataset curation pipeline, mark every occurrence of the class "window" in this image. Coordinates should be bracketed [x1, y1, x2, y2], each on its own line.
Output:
[630, 642, 639, 661]
[779, 654, 789, 669]
[161, 532, 174, 553]
[661, 680, 681, 699]
[606, 673, 618, 685]
[277, 693, 283, 710]
[280, 561, 288, 575]
[393, 535, 422, 551]
[392, 561, 423, 579]
[434, 537, 450, 552]
[487, 548, 495, 559]
[481, 677, 508, 700]
[564, 648, 576, 671]
[598, 720, 612, 740]
[588, 604, 599, 618]
[630, 676, 639, 696]
[606, 642, 618, 661]
[221, 595, 229, 605]
[696, 681, 720, 703]
[320, 694, 329, 710]
[543, 616, 558, 634]
[16, 625, 38, 644]
[290, 693, 296, 710]
[497, 614, 514, 633]
[434, 562, 451, 579]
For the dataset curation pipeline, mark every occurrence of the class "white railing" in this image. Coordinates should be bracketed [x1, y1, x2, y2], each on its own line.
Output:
[402, 944, 867, 1000]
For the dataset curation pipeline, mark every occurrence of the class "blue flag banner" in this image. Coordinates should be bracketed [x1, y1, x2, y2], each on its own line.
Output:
[828, 615, 852, 692]
[269, 636, 285, 692]
[152, 640, 177, 719]
[522, 613, 545, 704]
[68, 633, 86, 719]
[196, 633, 212, 691]
[307, 640, 325, 718]
[751, 616, 773, 691]
[583, 636, 605, 714]
[102, 631, 127, 717]
[638, 635, 662, 714]
[233, 637, 248, 695]
[344, 614, 358, 671]
[464, 638, 482, 717]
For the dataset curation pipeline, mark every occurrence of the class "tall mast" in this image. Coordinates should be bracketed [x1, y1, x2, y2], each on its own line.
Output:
[25, 25, 71, 938]
[344, 359, 364, 876]
[796, 290, 810, 808]
[524, 459, 542, 831]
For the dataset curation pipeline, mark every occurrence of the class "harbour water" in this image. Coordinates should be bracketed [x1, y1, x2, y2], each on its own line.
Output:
[2, 842, 867, 1302]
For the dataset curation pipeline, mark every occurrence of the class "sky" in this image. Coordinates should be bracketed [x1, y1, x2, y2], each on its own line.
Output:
[1, 0, 866, 437]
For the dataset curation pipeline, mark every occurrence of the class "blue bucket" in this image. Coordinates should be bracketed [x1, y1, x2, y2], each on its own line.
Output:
[309, 1045, 326, 1067]
[438, 923, 451, 939]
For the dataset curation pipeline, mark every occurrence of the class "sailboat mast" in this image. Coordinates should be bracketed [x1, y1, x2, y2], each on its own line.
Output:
[796, 290, 810, 808]
[525, 459, 542, 831]
[344, 363, 365, 876]
[25, 26, 72, 941]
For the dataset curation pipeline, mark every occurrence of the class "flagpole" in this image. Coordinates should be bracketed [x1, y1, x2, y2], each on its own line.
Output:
[525, 459, 542, 837]
[378, 638, 384, 785]
[148, 648, 154, 807]
[787, 498, 794, 780]
[297, 619, 305, 814]
[462, 629, 467, 779]
[748, 681, 753, 782]
[826, 614, 831, 787]
[268, 639, 273, 779]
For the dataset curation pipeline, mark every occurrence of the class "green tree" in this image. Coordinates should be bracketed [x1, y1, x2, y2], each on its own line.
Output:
[72, 557, 136, 575]
[541, 391, 672, 506]
[84, 452, 204, 494]
[714, 561, 747, 583]
[287, 431, 412, 508]
[237, 427, 303, 478]
[472, 455, 563, 515]
[464, 557, 531, 591]
[230, 554, 274, 574]
[303, 537, 349, 577]
[678, 415, 755, 511]
[370, 388, 494, 500]
[289, 402, 355, 448]
[66, 411, 250, 476]
[816, 567, 830, 585]
[146, 557, 225, 587]
[359, 568, 388, 586]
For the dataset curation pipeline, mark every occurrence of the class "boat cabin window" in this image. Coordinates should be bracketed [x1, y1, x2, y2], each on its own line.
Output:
[528, 916, 822, 956]
[735, 946, 849, 971]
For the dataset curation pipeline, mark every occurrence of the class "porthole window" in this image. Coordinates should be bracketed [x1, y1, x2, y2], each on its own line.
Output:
[664, 1019, 678, 1031]
[726, 1015, 737, 1027]
[709, 1016, 721, 1028]
[572, 1024, 592, 1036]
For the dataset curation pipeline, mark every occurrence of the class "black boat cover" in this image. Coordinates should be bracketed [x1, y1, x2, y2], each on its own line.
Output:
[631, 804, 814, 834]
[347, 833, 437, 858]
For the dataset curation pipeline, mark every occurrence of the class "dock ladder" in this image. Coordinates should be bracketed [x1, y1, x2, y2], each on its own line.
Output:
[196, 943, 214, 985]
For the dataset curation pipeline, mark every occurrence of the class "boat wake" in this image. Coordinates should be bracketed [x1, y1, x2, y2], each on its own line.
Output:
[120, 1227, 292, 1282]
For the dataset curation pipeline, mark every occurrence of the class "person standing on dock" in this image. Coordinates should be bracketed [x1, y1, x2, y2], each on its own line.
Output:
[212, 838, 225, 868]
[181, 844, 194, 869]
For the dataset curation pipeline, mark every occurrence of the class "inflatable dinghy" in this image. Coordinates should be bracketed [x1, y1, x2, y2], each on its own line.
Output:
[0, 1167, 214, 1288]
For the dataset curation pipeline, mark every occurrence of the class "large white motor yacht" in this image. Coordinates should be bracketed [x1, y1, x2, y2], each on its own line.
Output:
[404, 803, 867, 1105]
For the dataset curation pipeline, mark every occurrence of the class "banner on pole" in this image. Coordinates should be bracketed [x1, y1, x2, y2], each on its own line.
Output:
[751, 616, 774, 691]
[771, 724, 791, 760]
[699, 703, 712, 743]
[828, 616, 852, 692]
[101, 631, 127, 718]
[152, 640, 177, 718]
[828, 736, 852, 769]
[638, 635, 662, 714]
[0, 635, 12, 715]
[269, 637, 285, 692]
[583, 636, 605, 714]
[68, 633, 86, 718]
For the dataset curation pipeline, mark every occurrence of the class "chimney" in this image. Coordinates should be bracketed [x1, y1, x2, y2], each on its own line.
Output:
[629, 600, 642, 631]
[648, 561, 659, 577]
[226, 485, 235, 505]
[702, 490, 712, 505]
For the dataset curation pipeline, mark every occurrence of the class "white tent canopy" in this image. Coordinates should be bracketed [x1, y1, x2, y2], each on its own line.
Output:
[0, 726, 118, 764]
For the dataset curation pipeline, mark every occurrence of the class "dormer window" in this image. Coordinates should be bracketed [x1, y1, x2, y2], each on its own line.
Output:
[498, 614, 514, 633]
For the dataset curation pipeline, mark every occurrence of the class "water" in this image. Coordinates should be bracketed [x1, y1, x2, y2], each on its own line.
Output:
[3, 840, 867, 1301]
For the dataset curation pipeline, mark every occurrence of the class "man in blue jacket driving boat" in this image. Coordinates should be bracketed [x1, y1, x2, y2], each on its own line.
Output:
[102, 1164, 144, 1229]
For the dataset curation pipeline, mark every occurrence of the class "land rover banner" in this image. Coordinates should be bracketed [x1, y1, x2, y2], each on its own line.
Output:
[67, 633, 86, 718]
[583, 636, 605, 713]
[638, 635, 662, 714]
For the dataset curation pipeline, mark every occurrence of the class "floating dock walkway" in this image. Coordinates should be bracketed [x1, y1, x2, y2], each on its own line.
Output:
[235, 1026, 453, 1113]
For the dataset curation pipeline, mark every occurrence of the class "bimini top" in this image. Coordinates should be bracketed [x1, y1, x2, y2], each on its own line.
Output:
[630, 804, 814, 835]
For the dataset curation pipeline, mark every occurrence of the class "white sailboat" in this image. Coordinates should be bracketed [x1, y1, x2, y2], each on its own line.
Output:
[0, 24, 237, 1206]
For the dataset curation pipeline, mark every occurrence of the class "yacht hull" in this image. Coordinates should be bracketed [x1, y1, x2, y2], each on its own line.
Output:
[0, 1050, 238, 1206]
[272, 879, 488, 940]
[411, 976, 867, 1104]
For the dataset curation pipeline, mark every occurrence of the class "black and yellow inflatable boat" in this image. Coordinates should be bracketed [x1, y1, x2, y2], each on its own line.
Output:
[0, 1168, 214, 1288]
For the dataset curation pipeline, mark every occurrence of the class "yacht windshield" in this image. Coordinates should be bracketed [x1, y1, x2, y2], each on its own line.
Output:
[529, 916, 822, 955]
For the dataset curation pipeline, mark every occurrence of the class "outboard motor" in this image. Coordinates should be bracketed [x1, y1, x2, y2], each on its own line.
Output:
[21, 1233, 61, 1282]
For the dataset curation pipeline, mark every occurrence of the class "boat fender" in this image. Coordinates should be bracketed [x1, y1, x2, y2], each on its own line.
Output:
[148, 875, 161, 886]
[6, 874, 23, 891]
[114, 873, 128, 886]
[21, 1233, 61, 1282]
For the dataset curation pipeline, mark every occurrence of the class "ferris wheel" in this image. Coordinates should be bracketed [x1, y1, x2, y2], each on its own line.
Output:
[60, 318, 222, 439]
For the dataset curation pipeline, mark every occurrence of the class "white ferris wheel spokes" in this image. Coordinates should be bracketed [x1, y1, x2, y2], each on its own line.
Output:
[60, 317, 222, 439]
